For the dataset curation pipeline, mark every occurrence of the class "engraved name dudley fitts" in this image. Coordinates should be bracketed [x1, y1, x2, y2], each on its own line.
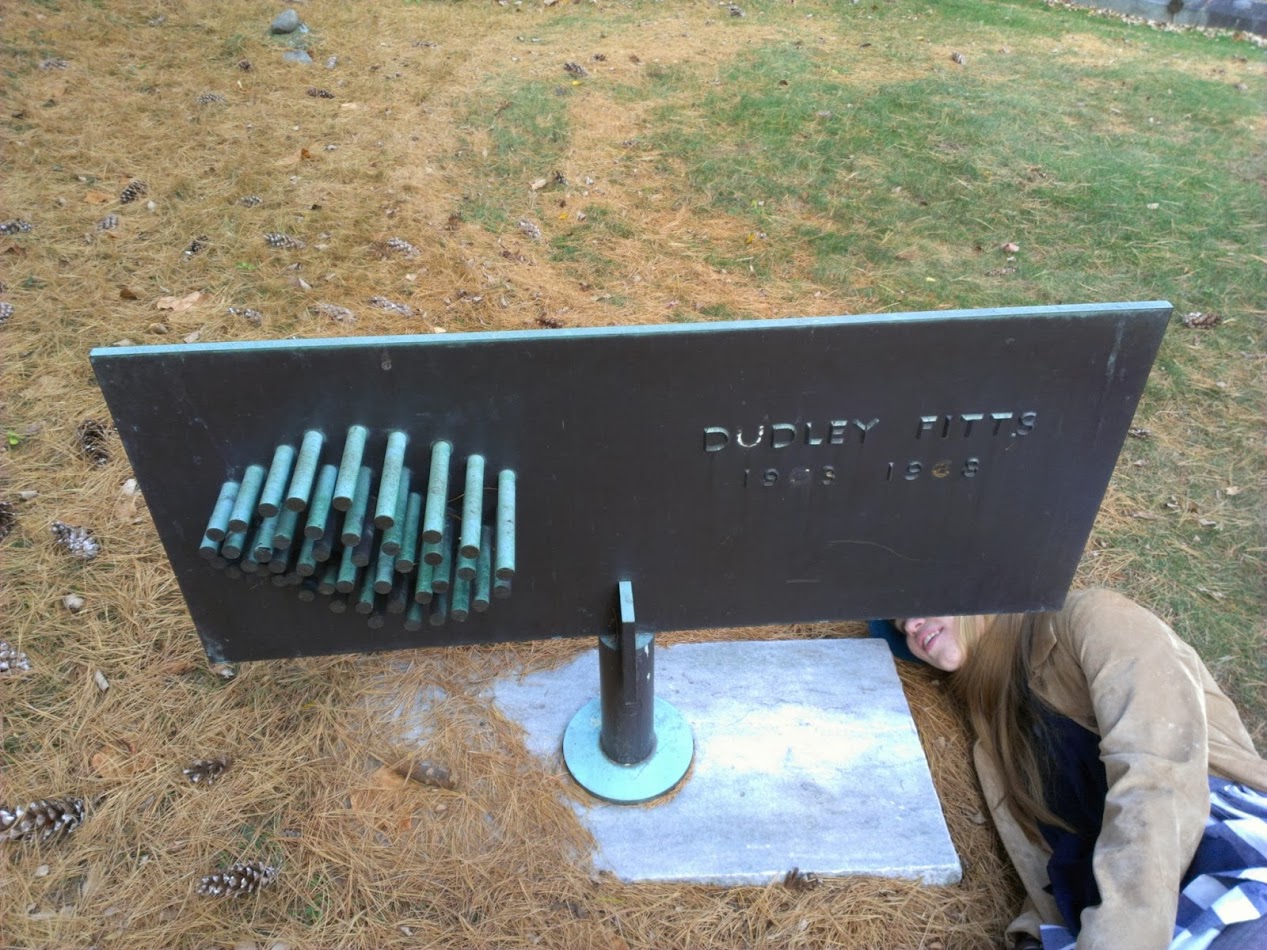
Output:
[703, 409, 1039, 488]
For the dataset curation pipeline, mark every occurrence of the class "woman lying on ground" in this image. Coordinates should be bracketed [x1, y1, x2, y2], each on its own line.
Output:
[871, 589, 1267, 950]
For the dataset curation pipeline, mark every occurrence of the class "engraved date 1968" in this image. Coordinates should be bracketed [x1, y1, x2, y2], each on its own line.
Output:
[743, 458, 981, 488]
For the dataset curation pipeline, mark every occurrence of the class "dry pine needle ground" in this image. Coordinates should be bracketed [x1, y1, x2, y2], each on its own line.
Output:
[2, 1, 1262, 948]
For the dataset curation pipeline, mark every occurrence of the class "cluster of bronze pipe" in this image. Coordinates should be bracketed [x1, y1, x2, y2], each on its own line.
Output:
[198, 427, 516, 629]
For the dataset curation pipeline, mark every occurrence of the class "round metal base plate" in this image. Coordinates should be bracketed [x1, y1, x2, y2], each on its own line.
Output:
[563, 697, 694, 804]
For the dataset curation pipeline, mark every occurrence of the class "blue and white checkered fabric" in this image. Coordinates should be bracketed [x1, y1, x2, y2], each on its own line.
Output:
[1040, 777, 1267, 950]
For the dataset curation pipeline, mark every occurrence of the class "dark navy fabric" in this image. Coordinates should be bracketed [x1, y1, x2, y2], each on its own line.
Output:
[866, 619, 919, 663]
[1033, 708, 1110, 934]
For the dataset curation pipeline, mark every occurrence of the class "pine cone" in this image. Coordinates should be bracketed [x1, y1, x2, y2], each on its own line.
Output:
[119, 180, 148, 204]
[0, 219, 34, 235]
[183, 755, 232, 786]
[96, 213, 119, 231]
[239, 195, 262, 207]
[563, 62, 589, 77]
[264, 232, 305, 250]
[518, 219, 543, 241]
[196, 92, 227, 105]
[50, 521, 100, 560]
[196, 861, 278, 897]
[0, 639, 31, 675]
[383, 237, 419, 257]
[311, 302, 355, 324]
[306, 87, 336, 99]
[368, 296, 415, 317]
[76, 419, 111, 467]
[1181, 311, 1221, 329]
[38, 58, 69, 70]
[0, 500, 15, 542]
[227, 306, 264, 325]
[0, 796, 85, 842]
[0, 301, 12, 325]
[183, 236, 209, 258]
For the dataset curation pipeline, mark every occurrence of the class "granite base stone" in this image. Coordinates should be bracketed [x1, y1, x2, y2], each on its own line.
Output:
[485, 638, 962, 886]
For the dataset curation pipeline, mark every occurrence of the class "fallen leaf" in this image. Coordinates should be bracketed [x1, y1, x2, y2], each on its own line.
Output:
[94, 670, 110, 692]
[1225, 486, 1241, 496]
[530, 178, 548, 191]
[1196, 586, 1226, 601]
[83, 190, 113, 204]
[388, 759, 456, 789]
[155, 291, 209, 312]
[1198, 518, 1218, 528]
[119, 287, 140, 300]
[183, 330, 202, 344]
[1001, 242, 1020, 253]
[91, 742, 155, 778]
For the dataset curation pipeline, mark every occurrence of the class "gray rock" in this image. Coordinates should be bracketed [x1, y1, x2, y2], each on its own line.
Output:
[270, 9, 301, 34]
[282, 50, 313, 64]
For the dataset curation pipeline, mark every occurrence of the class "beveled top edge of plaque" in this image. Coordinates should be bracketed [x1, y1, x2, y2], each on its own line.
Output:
[89, 300, 1172, 361]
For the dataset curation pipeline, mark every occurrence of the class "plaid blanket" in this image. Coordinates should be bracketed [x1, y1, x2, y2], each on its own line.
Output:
[1041, 777, 1267, 950]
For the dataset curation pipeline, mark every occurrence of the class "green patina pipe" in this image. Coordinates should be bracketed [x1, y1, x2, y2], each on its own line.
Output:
[459, 454, 485, 561]
[224, 565, 243, 581]
[374, 432, 409, 530]
[387, 577, 409, 615]
[413, 558, 435, 605]
[495, 470, 516, 581]
[208, 555, 228, 570]
[329, 594, 348, 614]
[421, 440, 451, 544]
[199, 530, 221, 561]
[286, 430, 325, 512]
[251, 513, 281, 562]
[431, 521, 453, 594]
[396, 491, 423, 574]
[313, 517, 337, 563]
[404, 600, 426, 631]
[367, 612, 386, 630]
[473, 526, 492, 613]
[493, 576, 512, 600]
[241, 546, 263, 574]
[297, 577, 319, 602]
[380, 466, 412, 557]
[428, 590, 449, 626]
[258, 444, 297, 518]
[350, 519, 376, 568]
[455, 548, 477, 583]
[205, 480, 240, 543]
[355, 568, 377, 615]
[227, 464, 266, 534]
[341, 466, 373, 546]
[316, 562, 338, 597]
[268, 551, 290, 574]
[303, 464, 339, 541]
[332, 425, 369, 512]
[372, 544, 395, 596]
[450, 572, 472, 623]
[272, 506, 301, 549]
[296, 534, 319, 577]
[220, 526, 248, 561]
[336, 542, 359, 594]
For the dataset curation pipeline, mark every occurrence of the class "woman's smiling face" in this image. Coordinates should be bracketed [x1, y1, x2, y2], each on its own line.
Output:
[896, 616, 966, 671]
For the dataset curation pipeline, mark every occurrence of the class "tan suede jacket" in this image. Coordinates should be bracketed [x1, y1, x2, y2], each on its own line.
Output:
[971, 589, 1267, 950]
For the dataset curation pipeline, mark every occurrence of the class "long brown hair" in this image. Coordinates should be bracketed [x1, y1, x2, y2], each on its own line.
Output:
[951, 611, 1068, 842]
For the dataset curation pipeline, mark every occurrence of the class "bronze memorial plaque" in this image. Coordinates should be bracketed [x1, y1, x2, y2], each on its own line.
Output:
[91, 302, 1170, 663]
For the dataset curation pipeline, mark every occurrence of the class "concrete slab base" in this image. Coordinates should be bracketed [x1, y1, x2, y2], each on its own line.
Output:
[484, 638, 962, 886]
